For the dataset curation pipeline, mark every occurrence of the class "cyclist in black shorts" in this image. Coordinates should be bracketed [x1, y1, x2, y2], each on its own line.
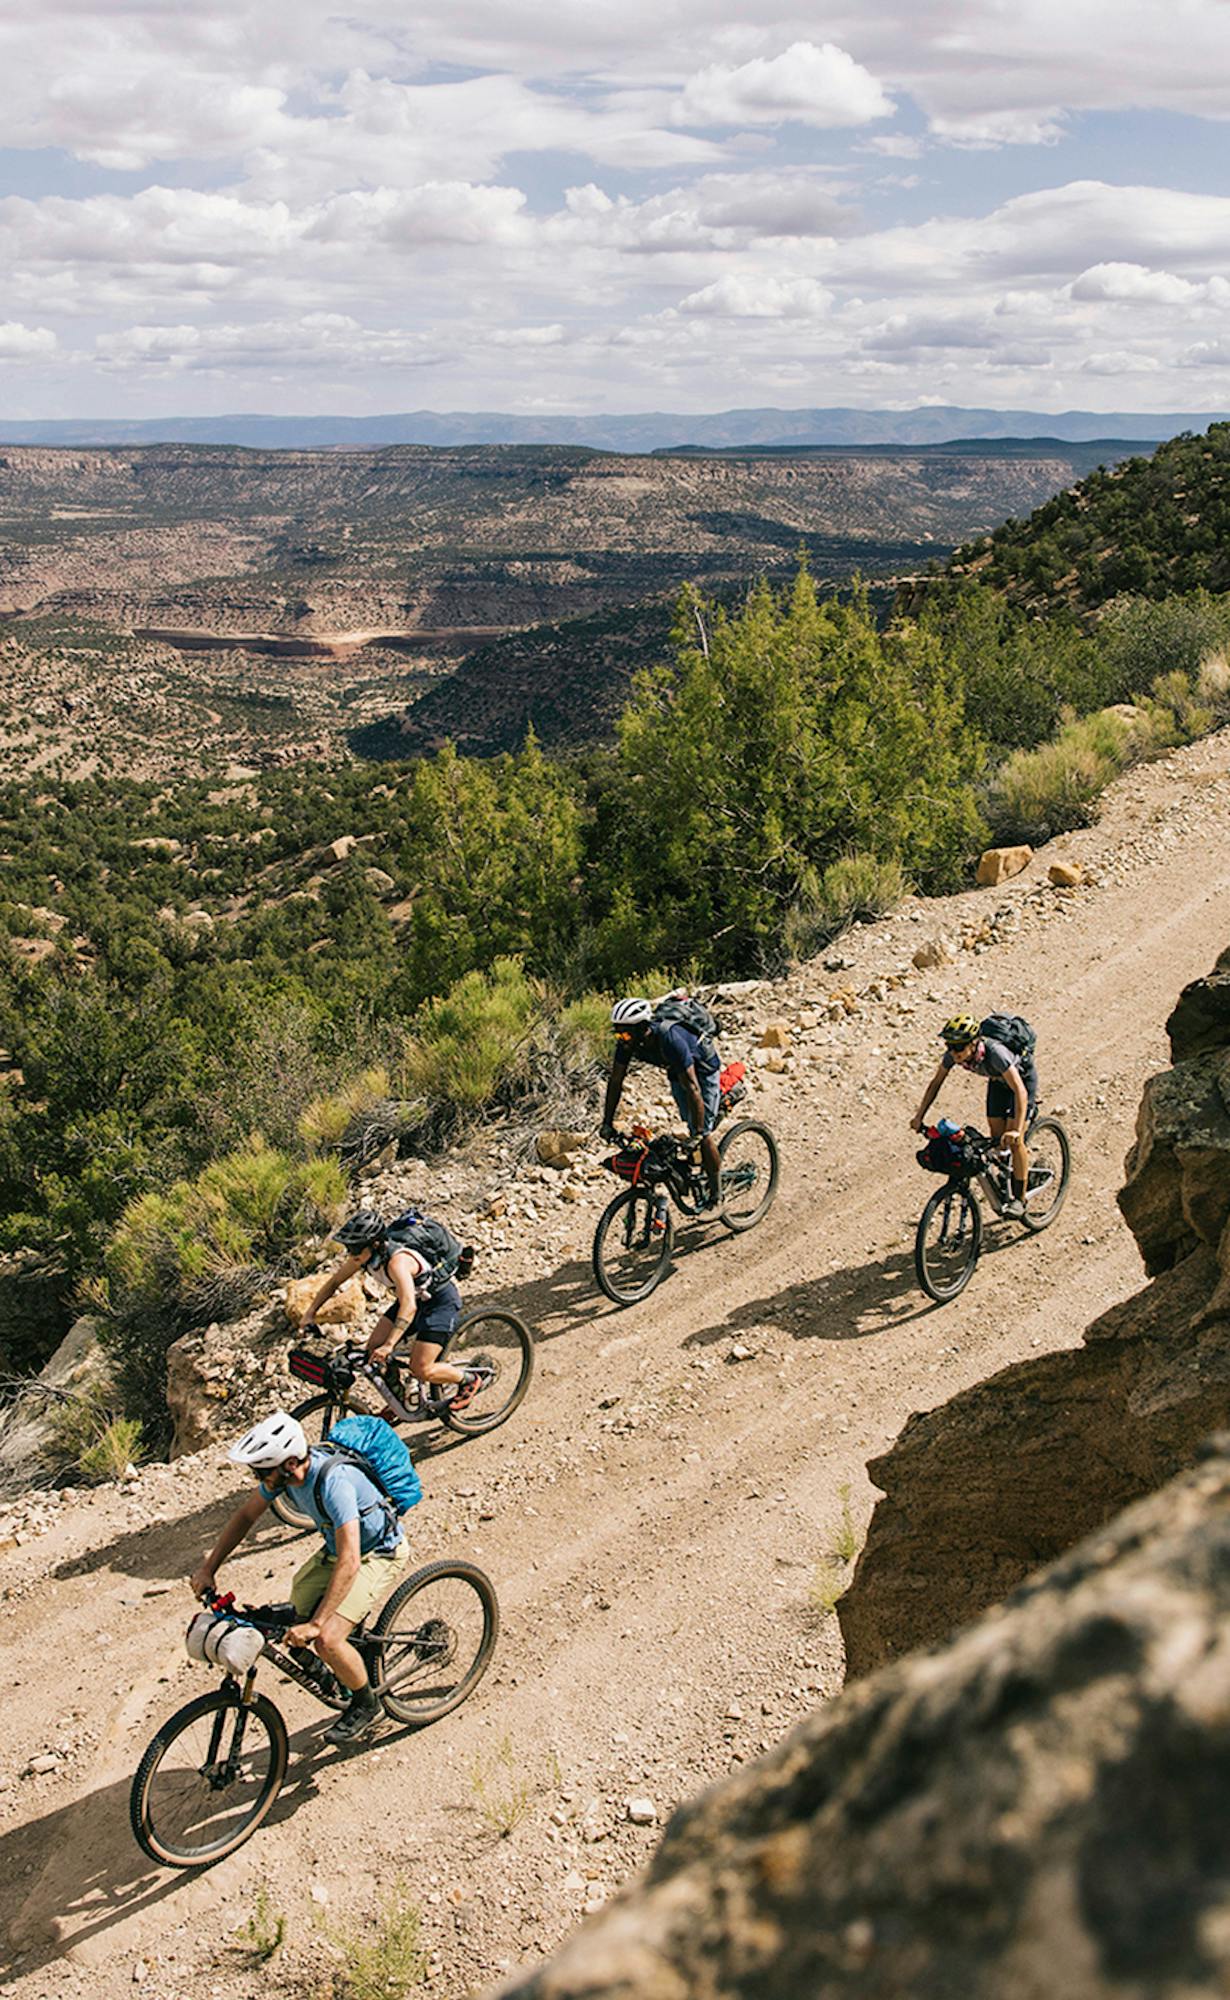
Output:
[911, 1014, 1037, 1217]
[302, 1210, 488, 1413]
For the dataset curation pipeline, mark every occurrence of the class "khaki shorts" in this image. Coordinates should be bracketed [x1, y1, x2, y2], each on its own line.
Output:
[291, 1538, 409, 1626]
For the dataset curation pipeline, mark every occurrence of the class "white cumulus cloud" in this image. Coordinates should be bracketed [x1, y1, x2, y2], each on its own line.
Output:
[0, 321, 57, 358]
[675, 42, 892, 130]
[678, 274, 833, 317]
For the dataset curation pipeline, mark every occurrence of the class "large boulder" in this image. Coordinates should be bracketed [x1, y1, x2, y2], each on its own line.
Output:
[1118, 1050, 1230, 1275]
[1167, 944, 1230, 1062]
[283, 1273, 368, 1327]
[489, 1441, 1230, 2000]
[839, 942, 1230, 1677]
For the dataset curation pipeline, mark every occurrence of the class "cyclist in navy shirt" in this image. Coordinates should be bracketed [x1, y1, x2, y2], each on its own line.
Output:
[601, 997, 722, 1208]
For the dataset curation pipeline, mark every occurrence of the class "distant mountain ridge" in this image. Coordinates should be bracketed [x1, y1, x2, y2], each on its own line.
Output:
[0, 406, 1221, 453]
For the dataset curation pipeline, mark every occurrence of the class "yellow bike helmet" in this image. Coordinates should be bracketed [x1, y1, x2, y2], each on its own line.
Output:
[940, 1014, 980, 1050]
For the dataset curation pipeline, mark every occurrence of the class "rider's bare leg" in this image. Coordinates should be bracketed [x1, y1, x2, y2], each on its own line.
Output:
[312, 1609, 368, 1692]
[407, 1336, 464, 1388]
[700, 1131, 721, 1204]
[988, 1116, 1030, 1195]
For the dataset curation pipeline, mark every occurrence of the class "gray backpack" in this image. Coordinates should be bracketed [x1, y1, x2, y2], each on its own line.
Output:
[980, 1013, 1037, 1061]
[383, 1210, 463, 1292]
[653, 994, 718, 1053]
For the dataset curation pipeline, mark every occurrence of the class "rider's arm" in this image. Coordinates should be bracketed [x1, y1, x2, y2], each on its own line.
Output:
[912, 1061, 949, 1131]
[191, 1488, 268, 1595]
[304, 1251, 364, 1321]
[678, 1061, 707, 1138]
[369, 1250, 424, 1364]
[601, 1051, 629, 1136]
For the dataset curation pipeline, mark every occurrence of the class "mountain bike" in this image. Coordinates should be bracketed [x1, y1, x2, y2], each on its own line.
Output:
[274, 1307, 534, 1531]
[913, 1113, 1071, 1303]
[131, 1565, 498, 1868]
[593, 1115, 779, 1306]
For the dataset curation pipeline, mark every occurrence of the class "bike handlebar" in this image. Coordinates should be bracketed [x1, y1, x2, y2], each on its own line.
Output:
[201, 1588, 296, 1636]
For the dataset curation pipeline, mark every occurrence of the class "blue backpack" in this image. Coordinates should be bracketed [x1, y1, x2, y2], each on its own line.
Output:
[313, 1413, 423, 1524]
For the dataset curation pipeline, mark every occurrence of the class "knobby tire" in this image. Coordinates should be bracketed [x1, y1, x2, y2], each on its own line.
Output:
[371, 1559, 499, 1726]
[915, 1183, 982, 1302]
[130, 1687, 288, 1868]
[438, 1309, 535, 1436]
[591, 1186, 673, 1306]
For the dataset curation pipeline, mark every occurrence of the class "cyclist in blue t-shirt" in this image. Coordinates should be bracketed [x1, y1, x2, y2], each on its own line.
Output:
[600, 996, 722, 1208]
[191, 1410, 410, 1745]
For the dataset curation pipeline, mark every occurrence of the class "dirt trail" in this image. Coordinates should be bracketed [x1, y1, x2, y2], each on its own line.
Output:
[4, 729, 1230, 2000]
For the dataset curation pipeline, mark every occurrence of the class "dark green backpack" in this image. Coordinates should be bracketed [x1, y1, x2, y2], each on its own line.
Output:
[980, 1013, 1037, 1060]
[383, 1210, 463, 1292]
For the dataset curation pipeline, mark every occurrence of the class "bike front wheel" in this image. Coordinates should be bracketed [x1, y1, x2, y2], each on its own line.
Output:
[915, 1183, 982, 1302]
[1021, 1117, 1071, 1233]
[436, 1309, 535, 1436]
[591, 1187, 673, 1305]
[371, 1560, 499, 1726]
[130, 1687, 288, 1868]
[718, 1119, 779, 1232]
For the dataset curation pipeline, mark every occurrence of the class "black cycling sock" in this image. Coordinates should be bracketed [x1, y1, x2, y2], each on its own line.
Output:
[1012, 1177, 1026, 1200]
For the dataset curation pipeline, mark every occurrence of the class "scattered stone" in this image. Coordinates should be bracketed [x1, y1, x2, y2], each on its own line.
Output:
[911, 939, 948, 970]
[728, 1343, 755, 1363]
[976, 845, 1032, 886]
[536, 1129, 589, 1169]
[326, 835, 357, 863]
[25, 1754, 59, 1775]
[1047, 861, 1084, 888]
[364, 867, 396, 896]
[757, 1023, 792, 1050]
[626, 1798, 657, 1825]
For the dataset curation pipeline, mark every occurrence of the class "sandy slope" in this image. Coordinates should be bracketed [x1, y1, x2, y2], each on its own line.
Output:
[3, 728, 1230, 2000]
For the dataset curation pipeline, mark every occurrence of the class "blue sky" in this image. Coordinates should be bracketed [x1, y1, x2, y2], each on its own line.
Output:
[1, 2, 1228, 418]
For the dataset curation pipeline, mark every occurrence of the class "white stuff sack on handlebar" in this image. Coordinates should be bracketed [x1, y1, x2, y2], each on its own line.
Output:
[185, 1611, 266, 1675]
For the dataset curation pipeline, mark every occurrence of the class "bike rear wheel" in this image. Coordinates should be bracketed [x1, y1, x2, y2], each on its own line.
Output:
[370, 1559, 499, 1726]
[718, 1119, 779, 1233]
[591, 1187, 673, 1305]
[1021, 1117, 1071, 1233]
[436, 1310, 535, 1436]
[130, 1687, 288, 1868]
[915, 1183, 982, 1302]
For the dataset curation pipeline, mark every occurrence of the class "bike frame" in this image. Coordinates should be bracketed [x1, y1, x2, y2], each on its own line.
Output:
[300, 1347, 447, 1425]
[202, 1599, 431, 1715]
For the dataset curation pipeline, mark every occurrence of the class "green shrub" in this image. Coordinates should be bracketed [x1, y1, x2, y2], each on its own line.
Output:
[986, 708, 1139, 843]
[404, 958, 543, 1123]
[78, 1416, 143, 1484]
[298, 1067, 391, 1149]
[323, 1883, 425, 2000]
[101, 1138, 346, 1418]
[553, 991, 614, 1076]
[783, 853, 909, 962]
[43, 1384, 143, 1483]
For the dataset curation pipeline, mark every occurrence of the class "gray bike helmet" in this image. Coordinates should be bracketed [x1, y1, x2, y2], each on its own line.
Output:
[335, 1209, 387, 1253]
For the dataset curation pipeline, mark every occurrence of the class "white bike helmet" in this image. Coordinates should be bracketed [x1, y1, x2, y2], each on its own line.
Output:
[611, 997, 653, 1028]
[227, 1410, 308, 1470]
